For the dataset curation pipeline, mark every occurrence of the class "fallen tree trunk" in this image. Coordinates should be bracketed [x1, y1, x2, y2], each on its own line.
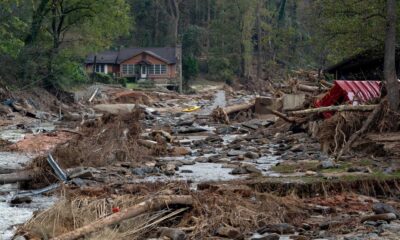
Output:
[0, 169, 36, 184]
[51, 195, 193, 240]
[268, 109, 296, 123]
[223, 101, 255, 115]
[290, 105, 377, 116]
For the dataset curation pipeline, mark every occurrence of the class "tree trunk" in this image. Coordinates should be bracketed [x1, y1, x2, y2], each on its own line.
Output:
[256, 1, 262, 82]
[384, 0, 399, 112]
[289, 105, 377, 115]
[51, 195, 193, 240]
[206, 0, 211, 60]
[154, 1, 160, 46]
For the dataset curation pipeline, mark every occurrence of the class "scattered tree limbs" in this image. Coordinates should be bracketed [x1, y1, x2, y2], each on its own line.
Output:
[51, 195, 193, 240]
[336, 102, 384, 160]
[289, 105, 377, 116]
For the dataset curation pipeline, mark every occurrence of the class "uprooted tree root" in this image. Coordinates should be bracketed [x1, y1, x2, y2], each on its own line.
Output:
[317, 100, 398, 154]
[53, 109, 150, 169]
[18, 183, 307, 239]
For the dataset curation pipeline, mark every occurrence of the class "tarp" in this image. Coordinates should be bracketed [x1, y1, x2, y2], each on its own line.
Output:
[315, 80, 381, 118]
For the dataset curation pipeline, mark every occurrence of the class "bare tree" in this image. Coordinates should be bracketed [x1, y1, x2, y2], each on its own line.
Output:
[165, 0, 181, 44]
[384, 0, 399, 112]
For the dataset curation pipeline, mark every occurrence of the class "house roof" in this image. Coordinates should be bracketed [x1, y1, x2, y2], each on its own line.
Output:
[85, 47, 177, 65]
[315, 80, 381, 118]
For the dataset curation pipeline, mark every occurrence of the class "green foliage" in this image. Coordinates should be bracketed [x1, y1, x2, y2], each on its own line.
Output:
[92, 73, 113, 84]
[8, 0, 132, 89]
[52, 56, 88, 89]
[182, 25, 204, 58]
[208, 57, 235, 85]
[183, 56, 199, 81]
[0, 1, 27, 57]
[310, 0, 386, 64]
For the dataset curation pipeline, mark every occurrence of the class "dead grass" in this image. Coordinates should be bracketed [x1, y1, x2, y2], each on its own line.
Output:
[19, 182, 307, 239]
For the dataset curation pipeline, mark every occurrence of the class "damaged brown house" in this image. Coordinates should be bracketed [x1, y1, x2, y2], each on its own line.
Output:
[324, 46, 400, 80]
[85, 46, 182, 86]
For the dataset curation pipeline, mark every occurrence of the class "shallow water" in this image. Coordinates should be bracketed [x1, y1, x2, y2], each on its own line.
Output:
[0, 194, 57, 240]
[0, 152, 32, 170]
[0, 150, 56, 240]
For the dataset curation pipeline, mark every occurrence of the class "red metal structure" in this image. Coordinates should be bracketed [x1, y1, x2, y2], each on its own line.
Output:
[315, 80, 381, 118]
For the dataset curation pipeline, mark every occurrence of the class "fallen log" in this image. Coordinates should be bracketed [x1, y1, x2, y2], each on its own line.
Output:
[51, 195, 193, 240]
[93, 104, 137, 114]
[223, 101, 255, 115]
[289, 105, 377, 115]
[138, 139, 158, 148]
[0, 169, 36, 184]
[268, 109, 296, 123]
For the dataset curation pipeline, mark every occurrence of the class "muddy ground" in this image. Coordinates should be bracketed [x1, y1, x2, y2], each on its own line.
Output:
[0, 84, 400, 240]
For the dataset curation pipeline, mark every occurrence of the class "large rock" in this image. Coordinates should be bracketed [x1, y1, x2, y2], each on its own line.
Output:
[372, 203, 400, 218]
[319, 159, 336, 169]
[245, 151, 260, 159]
[251, 233, 280, 240]
[158, 227, 186, 240]
[216, 226, 243, 239]
[230, 167, 248, 175]
[227, 150, 246, 157]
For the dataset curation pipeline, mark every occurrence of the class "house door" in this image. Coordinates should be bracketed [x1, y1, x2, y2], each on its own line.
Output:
[141, 65, 147, 79]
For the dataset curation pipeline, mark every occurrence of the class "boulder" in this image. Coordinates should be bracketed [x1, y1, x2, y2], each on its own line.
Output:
[372, 203, 400, 218]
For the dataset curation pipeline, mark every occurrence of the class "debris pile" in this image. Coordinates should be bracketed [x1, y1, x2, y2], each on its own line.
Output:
[0, 76, 400, 240]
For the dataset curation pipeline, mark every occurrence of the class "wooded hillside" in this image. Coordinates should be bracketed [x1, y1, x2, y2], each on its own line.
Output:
[0, 0, 394, 90]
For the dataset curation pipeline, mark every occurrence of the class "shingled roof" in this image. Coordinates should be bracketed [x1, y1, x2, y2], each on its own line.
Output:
[85, 47, 177, 64]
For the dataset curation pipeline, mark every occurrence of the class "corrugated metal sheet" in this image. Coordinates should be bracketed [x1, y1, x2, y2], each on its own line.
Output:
[315, 80, 381, 118]
[335, 80, 381, 103]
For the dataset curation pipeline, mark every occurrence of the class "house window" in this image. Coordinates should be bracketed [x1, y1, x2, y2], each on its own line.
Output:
[95, 64, 105, 73]
[149, 64, 167, 75]
[121, 64, 135, 75]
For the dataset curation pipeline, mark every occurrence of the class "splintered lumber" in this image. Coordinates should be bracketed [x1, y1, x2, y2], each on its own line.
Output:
[0, 169, 35, 184]
[88, 88, 99, 102]
[320, 80, 334, 87]
[51, 195, 193, 240]
[290, 105, 377, 115]
[223, 101, 255, 115]
[298, 84, 321, 92]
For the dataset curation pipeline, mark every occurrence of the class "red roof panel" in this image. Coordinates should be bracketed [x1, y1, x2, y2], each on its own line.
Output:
[315, 80, 381, 118]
